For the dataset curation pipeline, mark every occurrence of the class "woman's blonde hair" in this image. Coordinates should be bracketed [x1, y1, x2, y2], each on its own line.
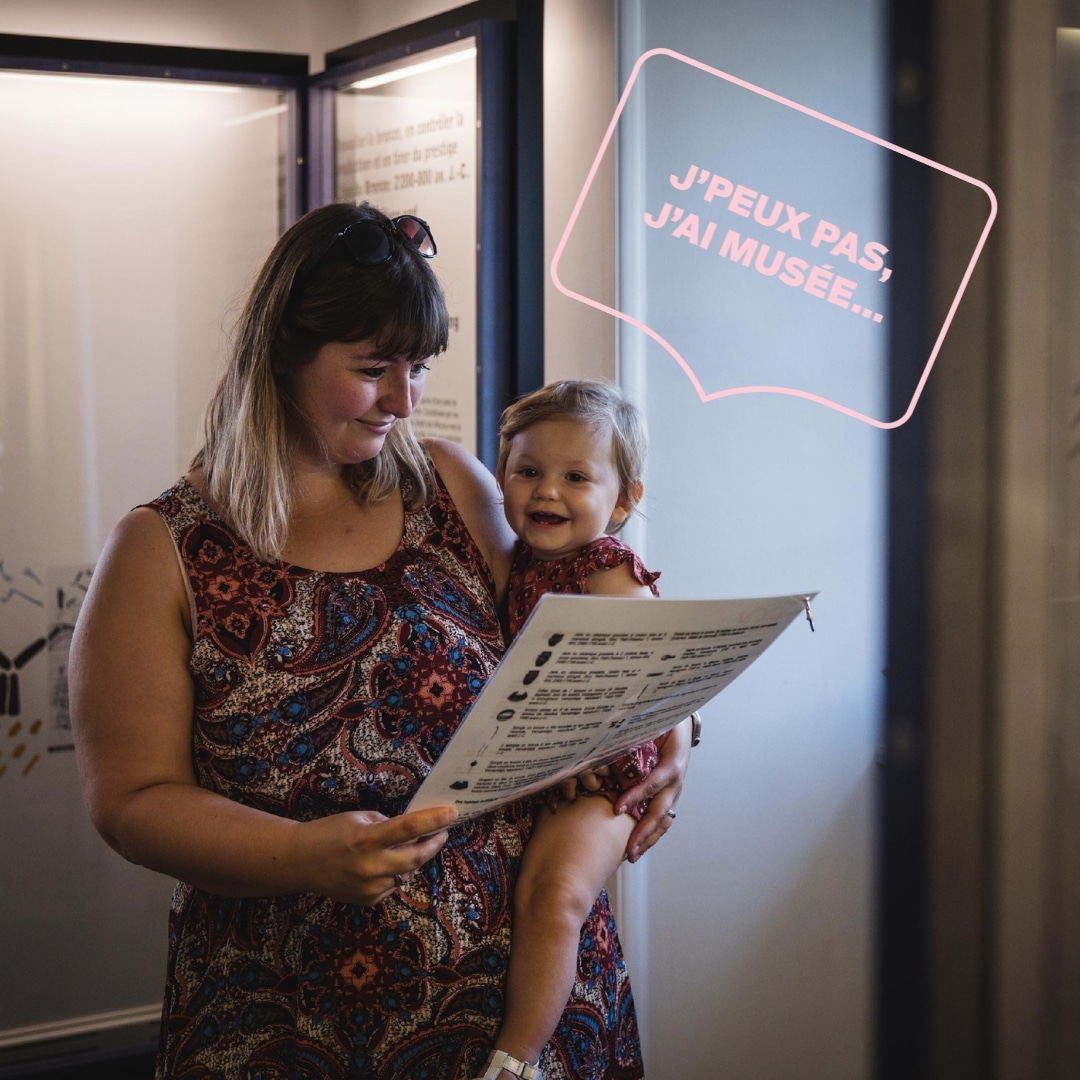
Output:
[193, 202, 448, 560]
[496, 379, 647, 534]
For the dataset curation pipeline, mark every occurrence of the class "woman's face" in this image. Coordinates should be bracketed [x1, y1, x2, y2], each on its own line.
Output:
[286, 341, 429, 468]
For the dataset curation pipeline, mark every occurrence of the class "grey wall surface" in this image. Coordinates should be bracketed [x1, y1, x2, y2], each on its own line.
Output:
[602, 2, 886, 1077]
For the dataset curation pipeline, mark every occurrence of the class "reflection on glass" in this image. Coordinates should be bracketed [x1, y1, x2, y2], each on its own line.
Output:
[0, 68, 287, 1038]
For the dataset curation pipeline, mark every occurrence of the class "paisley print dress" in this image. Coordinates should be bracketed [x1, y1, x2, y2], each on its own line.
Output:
[149, 476, 643, 1080]
[508, 538, 661, 816]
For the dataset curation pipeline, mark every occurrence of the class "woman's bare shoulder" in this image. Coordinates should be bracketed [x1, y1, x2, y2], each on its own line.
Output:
[108, 503, 180, 564]
[82, 504, 192, 634]
[423, 438, 515, 597]
[423, 437, 488, 483]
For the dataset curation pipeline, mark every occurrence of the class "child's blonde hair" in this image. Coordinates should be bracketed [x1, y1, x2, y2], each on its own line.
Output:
[496, 380, 647, 533]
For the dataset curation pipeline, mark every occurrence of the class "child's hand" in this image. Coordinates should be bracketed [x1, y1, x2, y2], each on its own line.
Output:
[556, 765, 612, 801]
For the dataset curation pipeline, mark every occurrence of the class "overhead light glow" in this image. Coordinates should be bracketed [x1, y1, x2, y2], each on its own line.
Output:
[348, 46, 476, 91]
[0, 71, 242, 93]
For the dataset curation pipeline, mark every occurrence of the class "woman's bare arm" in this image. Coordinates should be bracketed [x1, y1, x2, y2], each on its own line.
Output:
[70, 508, 453, 905]
[424, 437, 516, 605]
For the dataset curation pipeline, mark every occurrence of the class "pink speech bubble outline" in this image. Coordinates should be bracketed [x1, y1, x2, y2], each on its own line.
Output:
[550, 48, 998, 430]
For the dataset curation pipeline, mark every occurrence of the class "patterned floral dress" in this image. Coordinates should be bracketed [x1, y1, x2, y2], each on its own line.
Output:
[507, 538, 661, 816]
[148, 476, 643, 1080]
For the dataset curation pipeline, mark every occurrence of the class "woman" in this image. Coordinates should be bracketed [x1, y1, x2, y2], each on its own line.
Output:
[70, 202, 689, 1080]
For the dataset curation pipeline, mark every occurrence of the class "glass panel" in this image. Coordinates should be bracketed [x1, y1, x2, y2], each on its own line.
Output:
[613, 2, 885, 1074]
[334, 39, 478, 452]
[0, 69, 286, 1035]
[1048, 26, 1080, 1078]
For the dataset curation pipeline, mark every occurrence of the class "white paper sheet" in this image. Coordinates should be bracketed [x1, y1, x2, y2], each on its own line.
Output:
[409, 591, 814, 820]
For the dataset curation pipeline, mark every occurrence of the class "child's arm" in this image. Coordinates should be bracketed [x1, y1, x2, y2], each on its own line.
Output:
[583, 560, 656, 599]
[586, 557, 690, 862]
[551, 562, 656, 802]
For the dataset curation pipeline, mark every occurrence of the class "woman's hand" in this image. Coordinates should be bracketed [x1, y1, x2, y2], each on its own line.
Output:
[295, 806, 456, 907]
[616, 716, 693, 863]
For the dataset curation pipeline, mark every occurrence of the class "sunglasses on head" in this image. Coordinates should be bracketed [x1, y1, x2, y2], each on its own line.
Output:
[333, 214, 437, 265]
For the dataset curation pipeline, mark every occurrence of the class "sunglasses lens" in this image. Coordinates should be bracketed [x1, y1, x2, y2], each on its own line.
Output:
[340, 221, 393, 265]
[333, 216, 436, 268]
[394, 216, 436, 258]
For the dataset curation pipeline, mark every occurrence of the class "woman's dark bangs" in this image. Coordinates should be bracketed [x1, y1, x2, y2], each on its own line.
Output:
[291, 244, 449, 360]
[368, 305, 448, 361]
[358, 263, 449, 360]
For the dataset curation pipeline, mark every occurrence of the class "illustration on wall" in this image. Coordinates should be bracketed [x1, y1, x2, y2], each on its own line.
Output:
[0, 562, 92, 780]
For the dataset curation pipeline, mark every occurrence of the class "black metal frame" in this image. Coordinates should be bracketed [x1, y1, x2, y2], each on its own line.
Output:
[0, 33, 307, 77]
[877, 0, 934, 1076]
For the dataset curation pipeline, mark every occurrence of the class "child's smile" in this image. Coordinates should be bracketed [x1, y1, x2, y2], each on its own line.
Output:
[499, 419, 633, 560]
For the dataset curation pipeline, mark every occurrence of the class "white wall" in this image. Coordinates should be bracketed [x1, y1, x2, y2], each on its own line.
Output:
[0, 0, 359, 72]
[542, 0, 618, 383]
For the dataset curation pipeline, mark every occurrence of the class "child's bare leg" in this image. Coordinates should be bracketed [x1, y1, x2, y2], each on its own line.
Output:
[492, 795, 634, 1074]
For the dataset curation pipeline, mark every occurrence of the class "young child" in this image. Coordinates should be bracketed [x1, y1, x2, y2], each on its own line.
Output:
[475, 380, 661, 1080]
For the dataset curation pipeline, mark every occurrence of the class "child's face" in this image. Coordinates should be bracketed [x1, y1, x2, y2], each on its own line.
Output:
[499, 418, 633, 560]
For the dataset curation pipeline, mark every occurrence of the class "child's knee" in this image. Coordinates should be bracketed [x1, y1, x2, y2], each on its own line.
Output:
[515, 862, 597, 930]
